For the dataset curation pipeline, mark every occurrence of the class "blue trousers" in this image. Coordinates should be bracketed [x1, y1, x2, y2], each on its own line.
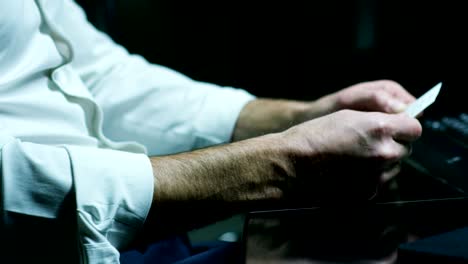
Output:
[120, 236, 242, 264]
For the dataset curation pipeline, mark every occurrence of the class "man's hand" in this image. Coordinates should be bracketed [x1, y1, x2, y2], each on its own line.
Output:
[139, 108, 421, 243]
[137, 79, 422, 244]
[282, 109, 422, 201]
[232, 80, 416, 141]
[319, 80, 416, 114]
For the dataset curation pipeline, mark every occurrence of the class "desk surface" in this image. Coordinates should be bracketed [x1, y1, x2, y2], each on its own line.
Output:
[240, 128, 468, 263]
[242, 159, 468, 264]
[243, 196, 468, 263]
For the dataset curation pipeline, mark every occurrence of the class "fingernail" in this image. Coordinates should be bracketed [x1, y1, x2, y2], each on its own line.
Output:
[390, 101, 407, 113]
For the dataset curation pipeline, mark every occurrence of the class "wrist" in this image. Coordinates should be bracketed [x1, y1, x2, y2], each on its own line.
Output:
[275, 124, 327, 204]
[295, 95, 339, 123]
[256, 131, 299, 183]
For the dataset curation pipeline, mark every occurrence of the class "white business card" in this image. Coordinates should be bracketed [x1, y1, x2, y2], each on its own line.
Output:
[405, 82, 442, 118]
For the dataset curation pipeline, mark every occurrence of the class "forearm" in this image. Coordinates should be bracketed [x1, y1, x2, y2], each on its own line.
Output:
[232, 97, 336, 141]
[138, 95, 338, 242]
[141, 133, 297, 241]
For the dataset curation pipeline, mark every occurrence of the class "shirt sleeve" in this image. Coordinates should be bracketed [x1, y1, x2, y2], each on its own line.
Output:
[0, 133, 154, 262]
[53, 0, 256, 156]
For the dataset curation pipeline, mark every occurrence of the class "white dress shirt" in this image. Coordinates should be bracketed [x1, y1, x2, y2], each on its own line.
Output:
[0, 0, 254, 263]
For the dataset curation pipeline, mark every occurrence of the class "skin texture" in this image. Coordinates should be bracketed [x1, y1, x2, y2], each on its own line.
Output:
[134, 80, 422, 245]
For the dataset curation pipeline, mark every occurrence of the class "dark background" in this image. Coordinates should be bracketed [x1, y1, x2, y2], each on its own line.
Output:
[76, 0, 466, 114]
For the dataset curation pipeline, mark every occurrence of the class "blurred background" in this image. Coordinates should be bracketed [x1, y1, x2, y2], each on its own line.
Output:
[76, 0, 466, 113]
[75, 0, 467, 244]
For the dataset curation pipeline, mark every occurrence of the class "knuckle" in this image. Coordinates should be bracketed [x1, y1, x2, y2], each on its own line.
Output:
[374, 145, 400, 162]
[378, 79, 401, 89]
[336, 109, 354, 119]
[370, 91, 382, 102]
[372, 119, 391, 136]
[370, 92, 390, 108]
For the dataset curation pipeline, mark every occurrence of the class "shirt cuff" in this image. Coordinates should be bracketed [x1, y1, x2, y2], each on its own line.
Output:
[192, 84, 256, 148]
[64, 145, 154, 251]
[2, 140, 72, 219]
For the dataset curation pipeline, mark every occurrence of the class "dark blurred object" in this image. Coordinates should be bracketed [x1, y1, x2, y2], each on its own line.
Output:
[399, 227, 468, 264]
[75, 0, 118, 37]
[75, 0, 466, 103]
[407, 109, 468, 196]
[242, 197, 468, 264]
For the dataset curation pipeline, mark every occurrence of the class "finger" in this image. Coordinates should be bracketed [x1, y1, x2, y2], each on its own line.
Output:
[366, 89, 410, 114]
[377, 140, 411, 166]
[388, 113, 423, 142]
[385, 96, 408, 114]
[378, 80, 416, 104]
[389, 142, 413, 158]
[406, 144, 413, 156]
[380, 162, 402, 184]
[350, 89, 402, 113]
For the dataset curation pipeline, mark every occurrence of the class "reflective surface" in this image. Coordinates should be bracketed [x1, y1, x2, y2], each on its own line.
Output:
[242, 159, 468, 264]
[242, 111, 468, 263]
[243, 197, 468, 263]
